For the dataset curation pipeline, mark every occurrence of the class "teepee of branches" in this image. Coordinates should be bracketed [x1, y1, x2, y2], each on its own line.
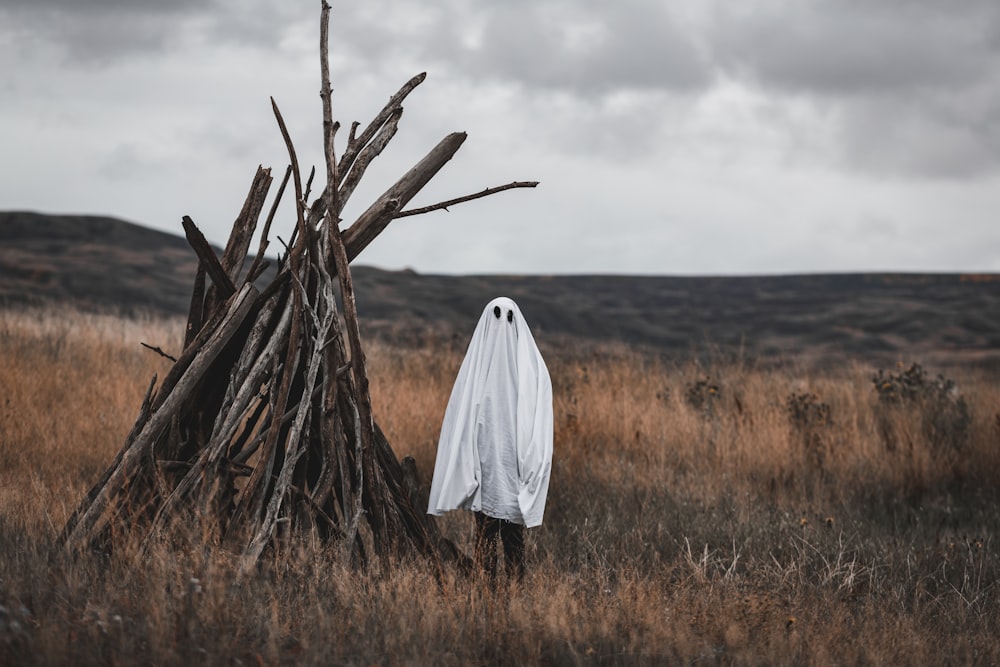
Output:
[60, 2, 536, 570]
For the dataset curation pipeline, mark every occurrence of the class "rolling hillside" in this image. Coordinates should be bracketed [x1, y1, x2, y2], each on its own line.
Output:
[3, 211, 999, 369]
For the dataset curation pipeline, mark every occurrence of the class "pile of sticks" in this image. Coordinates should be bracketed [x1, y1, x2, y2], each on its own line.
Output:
[60, 2, 536, 570]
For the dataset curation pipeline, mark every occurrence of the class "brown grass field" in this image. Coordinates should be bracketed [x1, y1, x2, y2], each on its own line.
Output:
[1, 307, 998, 665]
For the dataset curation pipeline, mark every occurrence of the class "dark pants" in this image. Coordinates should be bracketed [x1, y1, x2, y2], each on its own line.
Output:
[474, 512, 525, 580]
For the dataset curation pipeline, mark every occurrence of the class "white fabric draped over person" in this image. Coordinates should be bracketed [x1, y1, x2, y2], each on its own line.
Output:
[427, 296, 553, 528]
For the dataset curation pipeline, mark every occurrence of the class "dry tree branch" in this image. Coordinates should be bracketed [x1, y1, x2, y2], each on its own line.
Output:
[320, 0, 339, 217]
[182, 215, 237, 298]
[184, 264, 206, 347]
[304, 165, 317, 203]
[337, 107, 402, 213]
[64, 285, 258, 551]
[270, 97, 308, 244]
[342, 394, 365, 559]
[58, 374, 158, 545]
[338, 72, 427, 179]
[142, 298, 294, 547]
[318, 0, 380, 555]
[396, 180, 540, 218]
[230, 97, 311, 546]
[342, 131, 466, 261]
[140, 343, 177, 363]
[246, 164, 292, 285]
[219, 167, 272, 281]
[243, 263, 334, 569]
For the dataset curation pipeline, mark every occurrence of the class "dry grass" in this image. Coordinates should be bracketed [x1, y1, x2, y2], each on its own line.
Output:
[1, 307, 999, 665]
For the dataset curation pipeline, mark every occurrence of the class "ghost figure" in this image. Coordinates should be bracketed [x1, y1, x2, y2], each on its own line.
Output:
[428, 297, 553, 575]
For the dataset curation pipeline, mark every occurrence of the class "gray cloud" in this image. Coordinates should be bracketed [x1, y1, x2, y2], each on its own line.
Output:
[712, 1, 995, 95]
[0, 0, 303, 65]
[707, 0, 1000, 178]
[4, 0, 1000, 274]
[835, 89, 1000, 179]
[0, 1, 211, 64]
[0, 0, 200, 8]
[328, 1, 711, 98]
[329, 0, 1000, 179]
[448, 1, 710, 97]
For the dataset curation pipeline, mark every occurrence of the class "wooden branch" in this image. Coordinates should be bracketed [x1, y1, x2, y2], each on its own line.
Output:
[184, 264, 206, 347]
[182, 216, 237, 298]
[228, 291, 289, 411]
[396, 180, 539, 218]
[63, 285, 258, 551]
[221, 166, 272, 280]
[153, 281, 259, 414]
[58, 374, 157, 546]
[246, 164, 292, 286]
[341, 394, 364, 559]
[242, 252, 335, 569]
[226, 309, 299, 540]
[316, 226, 349, 532]
[304, 165, 316, 203]
[337, 107, 402, 214]
[337, 72, 426, 179]
[342, 132, 467, 261]
[231, 382, 322, 467]
[140, 343, 177, 363]
[226, 103, 308, 537]
[271, 96, 314, 265]
[146, 298, 292, 537]
[319, 23, 383, 545]
[319, 0, 339, 218]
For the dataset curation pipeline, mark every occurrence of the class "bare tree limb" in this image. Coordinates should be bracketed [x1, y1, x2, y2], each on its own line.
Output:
[58, 374, 157, 546]
[270, 97, 308, 245]
[184, 264, 206, 347]
[242, 257, 334, 570]
[228, 96, 311, 543]
[182, 216, 237, 298]
[337, 72, 426, 179]
[343, 132, 467, 261]
[220, 166, 272, 281]
[319, 0, 339, 218]
[246, 164, 292, 286]
[140, 343, 177, 363]
[337, 107, 402, 213]
[64, 285, 258, 551]
[318, 0, 382, 556]
[396, 180, 540, 218]
[304, 165, 317, 203]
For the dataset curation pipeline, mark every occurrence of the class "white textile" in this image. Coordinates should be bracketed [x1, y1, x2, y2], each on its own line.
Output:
[427, 297, 553, 527]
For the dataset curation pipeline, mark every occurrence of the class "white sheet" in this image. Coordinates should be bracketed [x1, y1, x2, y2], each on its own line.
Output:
[427, 297, 553, 527]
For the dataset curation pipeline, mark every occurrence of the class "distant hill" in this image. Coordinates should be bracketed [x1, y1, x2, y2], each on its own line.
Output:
[3, 211, 1000, 370]
[0, 211, 199, 315]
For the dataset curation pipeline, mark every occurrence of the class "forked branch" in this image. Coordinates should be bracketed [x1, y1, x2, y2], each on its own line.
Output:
[338, 72, 427, 179]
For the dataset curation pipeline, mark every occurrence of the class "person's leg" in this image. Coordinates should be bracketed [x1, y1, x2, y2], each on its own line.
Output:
[473, 512, 500, 580]
[499, 520, 526, 580]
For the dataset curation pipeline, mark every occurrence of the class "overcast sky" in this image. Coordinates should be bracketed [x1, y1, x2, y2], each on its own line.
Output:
[3, 0, 1000, 275]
